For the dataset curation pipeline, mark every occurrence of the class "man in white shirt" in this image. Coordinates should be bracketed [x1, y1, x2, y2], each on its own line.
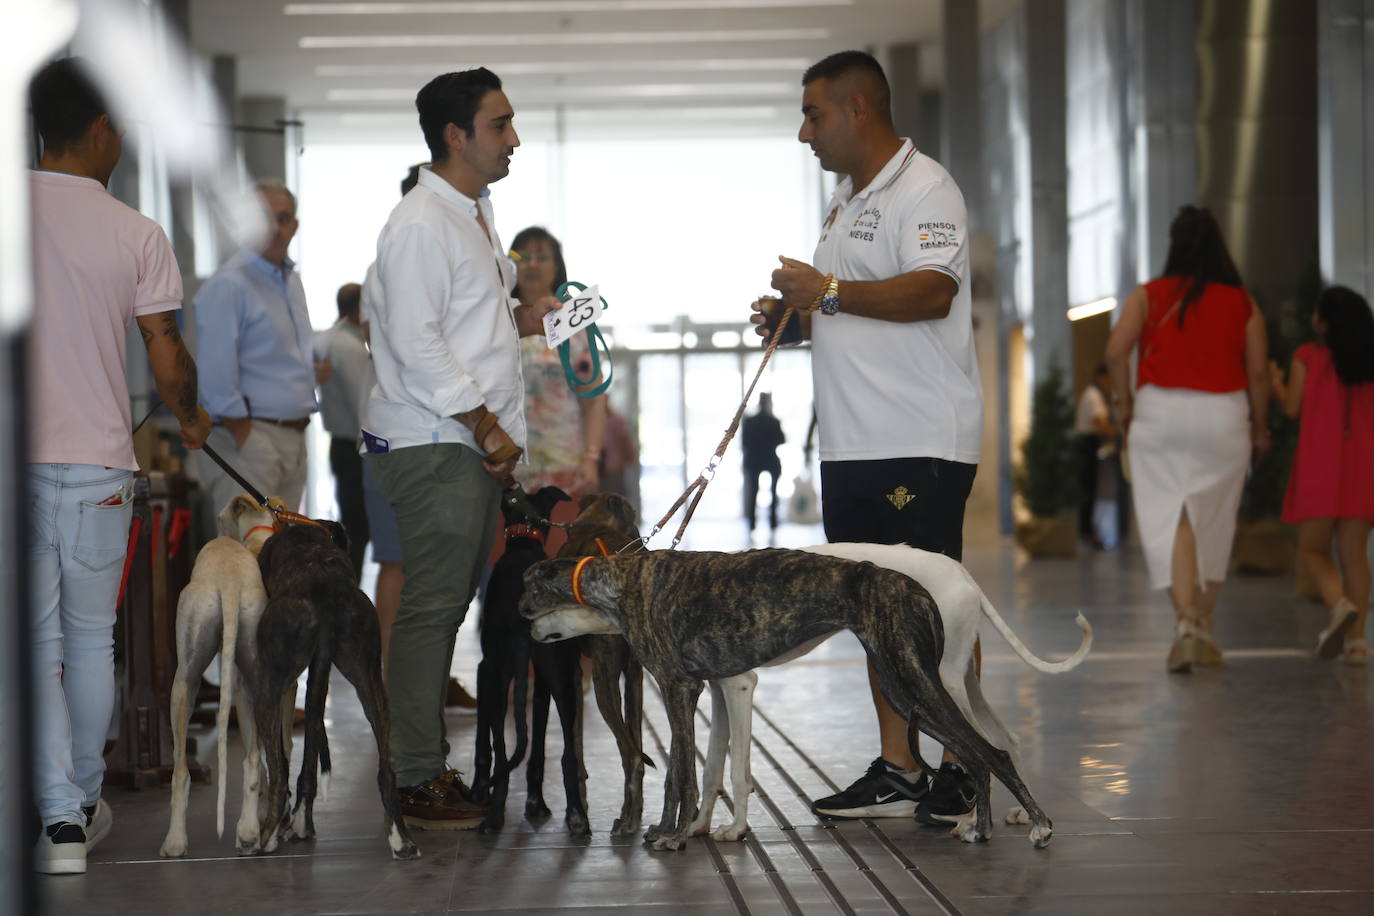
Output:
[361, 68, 556, 829]
[753, 50, 983, 827]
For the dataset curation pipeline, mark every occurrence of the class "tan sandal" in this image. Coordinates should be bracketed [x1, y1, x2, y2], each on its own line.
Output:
[1316, 599, 1358, 660]
[1168, 618, 1204, 673]
[1343, 638, 1369, 667]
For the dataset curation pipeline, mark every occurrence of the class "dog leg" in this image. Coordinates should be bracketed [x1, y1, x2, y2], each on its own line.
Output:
[290, 656, 331, 842]
[646, 679, 702, 851]
[525, 672, 552, 820]
[332, 640, 420, 860]
[621, 655, 647, 837]
[713, 671, 757, 842]
[471, 656, 496, 804]
[687, 681, 730, 838]
[548, 652, 590, 838]
[233, 688, 262, 854]
[253, 673, 294, 854]
[159, 670, 197, 858]
[477, 659, 511, 834]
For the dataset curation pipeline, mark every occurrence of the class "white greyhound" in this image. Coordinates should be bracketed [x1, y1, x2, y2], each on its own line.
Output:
[160, 494, 287, 858]
[687, 543, 1092, 845]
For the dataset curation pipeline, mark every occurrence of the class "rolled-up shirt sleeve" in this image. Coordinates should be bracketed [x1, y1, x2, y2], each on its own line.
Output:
[193, 274, 247, 418]
[376, 224, 484, 419]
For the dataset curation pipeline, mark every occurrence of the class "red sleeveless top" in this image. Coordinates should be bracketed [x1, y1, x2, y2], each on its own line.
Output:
[1137, 277, 1250, 393]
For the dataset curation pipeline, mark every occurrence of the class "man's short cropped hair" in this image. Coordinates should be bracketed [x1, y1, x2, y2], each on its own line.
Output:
[802, 50, 892, 124]
[29, 57, 109, 157]
[254, 178, 297, 215]
[415, 68, 502, 163]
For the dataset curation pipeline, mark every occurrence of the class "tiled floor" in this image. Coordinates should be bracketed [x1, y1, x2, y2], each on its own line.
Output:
[37, 526, 1374, 915]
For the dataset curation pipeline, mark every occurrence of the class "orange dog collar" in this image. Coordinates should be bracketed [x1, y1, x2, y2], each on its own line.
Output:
[570, 556, 595, 607]
[245, 525, 278, 540]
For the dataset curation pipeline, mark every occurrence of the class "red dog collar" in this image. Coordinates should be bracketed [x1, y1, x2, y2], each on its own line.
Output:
[245, 525, 278, 540]
[570, 556, 595, 607]
[505, 522, 545, 544]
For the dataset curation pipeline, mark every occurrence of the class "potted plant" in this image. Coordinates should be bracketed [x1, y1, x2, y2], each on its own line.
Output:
[1013, 362, 1080, 557]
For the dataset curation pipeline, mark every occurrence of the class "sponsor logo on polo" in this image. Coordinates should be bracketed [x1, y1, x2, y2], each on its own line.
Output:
[918, 221, 958, 249]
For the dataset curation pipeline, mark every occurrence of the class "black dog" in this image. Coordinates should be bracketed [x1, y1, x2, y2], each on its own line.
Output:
[252, 521, 418, 859]
[471, 485, 571, 833]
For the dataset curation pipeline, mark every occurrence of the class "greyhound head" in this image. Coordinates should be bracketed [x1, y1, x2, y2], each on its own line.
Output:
[216, 493, 284, 555]
[519, 556, 624, 642]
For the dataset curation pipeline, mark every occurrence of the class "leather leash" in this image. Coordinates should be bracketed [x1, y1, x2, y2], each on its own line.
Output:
[640, 300, 808, 552]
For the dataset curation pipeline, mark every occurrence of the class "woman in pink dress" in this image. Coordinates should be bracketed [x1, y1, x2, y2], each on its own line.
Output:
[1273, 286, 1374, 665]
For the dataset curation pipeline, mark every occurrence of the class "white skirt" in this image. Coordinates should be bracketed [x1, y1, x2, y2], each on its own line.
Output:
[1128, 385, 1250, 590]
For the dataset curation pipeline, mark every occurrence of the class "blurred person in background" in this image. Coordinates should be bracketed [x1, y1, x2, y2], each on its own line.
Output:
[317, 281, 371, 580]
[1271, 286, 1374, 665]
[1106, 205, 1270, 673]
[508, 225, 607, 553]
[741, 392, 786, 537]
[192, 179, 323, 516]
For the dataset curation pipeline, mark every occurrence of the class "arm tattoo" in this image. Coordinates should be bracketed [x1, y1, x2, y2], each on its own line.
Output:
[173, 339, 199, 418]
[138, 322, 154, 344]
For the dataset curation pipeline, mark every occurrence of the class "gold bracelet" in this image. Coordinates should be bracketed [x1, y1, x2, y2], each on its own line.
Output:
[804, 273, 836, 312]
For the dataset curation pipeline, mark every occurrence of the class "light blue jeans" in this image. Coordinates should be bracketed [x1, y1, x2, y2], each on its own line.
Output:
[29, 463, 133, 827]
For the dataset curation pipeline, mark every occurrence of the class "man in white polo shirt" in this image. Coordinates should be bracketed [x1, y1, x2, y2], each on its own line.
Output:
[362, 68, 557, 829]
[27, 58, 210, 874]
[753, 50, 983, 827]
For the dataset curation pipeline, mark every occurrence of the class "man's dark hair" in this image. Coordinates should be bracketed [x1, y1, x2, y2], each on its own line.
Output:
[336, 283, 361, 320]
[801, 50, 892, 124]
[415, 68, 502, 162]
[400, 162, 425, 196]
[29, 57, 110, 157]
[802, 50, 887, 87]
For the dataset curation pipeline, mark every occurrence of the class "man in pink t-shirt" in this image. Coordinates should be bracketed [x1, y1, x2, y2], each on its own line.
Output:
[26, 58, 210, 877]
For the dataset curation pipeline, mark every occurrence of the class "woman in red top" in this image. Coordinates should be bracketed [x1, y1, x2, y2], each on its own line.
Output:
[1106, 207, 1271, 673]
[1272, 286, 1374, 665]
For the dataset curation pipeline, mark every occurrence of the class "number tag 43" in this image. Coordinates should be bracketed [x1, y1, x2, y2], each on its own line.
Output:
[543, 284, 605, 350]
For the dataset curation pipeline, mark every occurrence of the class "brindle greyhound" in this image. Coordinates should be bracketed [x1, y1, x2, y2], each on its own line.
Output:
[519, 548, 1057, 851]
[252, 522, 418, 860]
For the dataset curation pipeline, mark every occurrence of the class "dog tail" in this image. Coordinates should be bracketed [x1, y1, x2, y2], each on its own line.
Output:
[973, 571, 1093, 673]
[505, 643, 531, 773]
[215, 576, 241, 840]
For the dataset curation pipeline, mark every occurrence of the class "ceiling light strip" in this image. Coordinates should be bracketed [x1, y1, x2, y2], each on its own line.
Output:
[286, 1, 849, 14]
[315, 57, 812, 76]
[300, 28, 830, 48]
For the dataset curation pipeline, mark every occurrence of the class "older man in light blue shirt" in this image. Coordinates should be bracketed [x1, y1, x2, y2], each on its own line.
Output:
[192, 179, 319, 515]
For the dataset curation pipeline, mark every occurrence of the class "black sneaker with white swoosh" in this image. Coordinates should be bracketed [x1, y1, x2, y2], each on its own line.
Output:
[810, 757, 931, 819]
[913, 761, 977, 825]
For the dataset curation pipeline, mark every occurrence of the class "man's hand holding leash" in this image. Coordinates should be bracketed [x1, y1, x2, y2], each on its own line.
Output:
[455, 405, 523, 486]
[179, 406, 213, 451]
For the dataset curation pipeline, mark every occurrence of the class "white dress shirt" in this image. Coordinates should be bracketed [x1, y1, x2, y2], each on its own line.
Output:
[361, 167, 526, 454]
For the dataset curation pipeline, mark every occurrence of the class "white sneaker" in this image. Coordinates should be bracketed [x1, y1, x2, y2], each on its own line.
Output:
[34, 823, 87, 875]
[83, 799, 112, 852]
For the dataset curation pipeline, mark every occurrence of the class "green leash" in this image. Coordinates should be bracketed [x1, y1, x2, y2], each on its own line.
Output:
[554, 281, 613, 398]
